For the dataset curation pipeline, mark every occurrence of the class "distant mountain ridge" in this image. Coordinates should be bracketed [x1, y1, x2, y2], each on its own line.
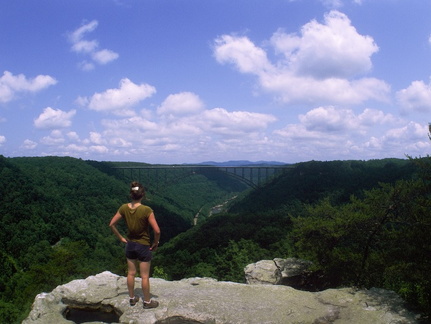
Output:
[192, 160, 289, 167]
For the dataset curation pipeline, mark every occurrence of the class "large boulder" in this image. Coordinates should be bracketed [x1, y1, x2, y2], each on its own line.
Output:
[23, 271, 419, 324]
[245, 258, 315, 289]
[244, 259, 280, 285]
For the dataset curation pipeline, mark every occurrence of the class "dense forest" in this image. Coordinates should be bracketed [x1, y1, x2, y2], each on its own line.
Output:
[0, 155, 430, 322]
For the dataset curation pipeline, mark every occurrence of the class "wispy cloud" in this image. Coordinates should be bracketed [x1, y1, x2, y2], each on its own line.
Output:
[69, 20, 119, 71]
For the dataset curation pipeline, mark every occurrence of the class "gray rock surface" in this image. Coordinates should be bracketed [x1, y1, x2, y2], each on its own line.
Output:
[23, 271, 419, 324]
[244, 259, 280, 285]
[245, 258, 314, 287]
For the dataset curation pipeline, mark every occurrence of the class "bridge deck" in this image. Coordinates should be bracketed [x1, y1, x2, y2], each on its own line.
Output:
[112, 165, 293, 189]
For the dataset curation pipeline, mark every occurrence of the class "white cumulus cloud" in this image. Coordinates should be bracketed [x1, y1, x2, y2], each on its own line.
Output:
[298, 106, 356, 132]
[396, 79, 431, 113]
[271, 11, 378, 79]
[40, 130, 65, 145]
[201, 108, 277, 135]
[88, 132, 105, 145]
[0, 71, 57, 103]
[272, 105, 423, 161]
[95, 91, 277, 160]
[275, 106, 399, 141]
[81, 78, 156, 115]
[34, 107, 76, 129]
[213, 10, 390, 106]
[214, 35, 274, 75]
[157, 92, 205, 116]
[21, 139, 37, 149]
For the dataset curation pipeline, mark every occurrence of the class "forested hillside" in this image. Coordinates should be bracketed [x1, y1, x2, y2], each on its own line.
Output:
[153, 158, 418, 281]
[228, 158, 417, 213]
[0, 156, 242, 323]
[152, 158, 431, 319]
[1, 155, 430, 322]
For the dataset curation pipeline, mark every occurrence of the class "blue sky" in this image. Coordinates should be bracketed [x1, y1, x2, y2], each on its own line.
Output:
[1, 0, 431, 164]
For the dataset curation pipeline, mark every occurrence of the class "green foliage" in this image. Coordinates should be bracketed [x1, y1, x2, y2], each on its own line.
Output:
[0, 155, 245, 322]
[112, 164, 247, 224]
[152, 266, 169, 280]
[228, 159, 417, 213]
[153, 157, 429, 318]
[1, 154, 429, 321]
[152, 210, 292, 281]
[290, 171, 431, 316]
[291, 195, 388, 286]
[216, 239, 268, 282]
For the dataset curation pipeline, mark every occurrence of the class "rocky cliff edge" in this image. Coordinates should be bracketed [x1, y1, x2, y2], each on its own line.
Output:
[23, 271, 419, 324]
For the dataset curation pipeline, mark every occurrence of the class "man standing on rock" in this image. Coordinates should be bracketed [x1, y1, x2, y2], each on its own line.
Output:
[109, 181, 161, 309]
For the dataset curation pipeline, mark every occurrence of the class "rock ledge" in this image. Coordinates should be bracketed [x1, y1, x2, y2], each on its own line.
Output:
[23, 271, 419, 324]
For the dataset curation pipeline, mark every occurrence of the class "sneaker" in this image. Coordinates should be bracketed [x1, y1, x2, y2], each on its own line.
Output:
[129, 296, 139, 306]
[143, 300, 159, 309]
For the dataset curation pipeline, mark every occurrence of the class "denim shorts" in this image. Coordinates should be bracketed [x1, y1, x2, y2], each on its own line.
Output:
[125, 241, 152, 262]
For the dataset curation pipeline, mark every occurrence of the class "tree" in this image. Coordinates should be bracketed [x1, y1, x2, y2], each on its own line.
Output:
[216, 239, 268, 282]
[291, 171, 431, 316]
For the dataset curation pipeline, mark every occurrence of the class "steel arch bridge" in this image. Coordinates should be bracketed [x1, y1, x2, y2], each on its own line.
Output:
[112, 165, 293, 190]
